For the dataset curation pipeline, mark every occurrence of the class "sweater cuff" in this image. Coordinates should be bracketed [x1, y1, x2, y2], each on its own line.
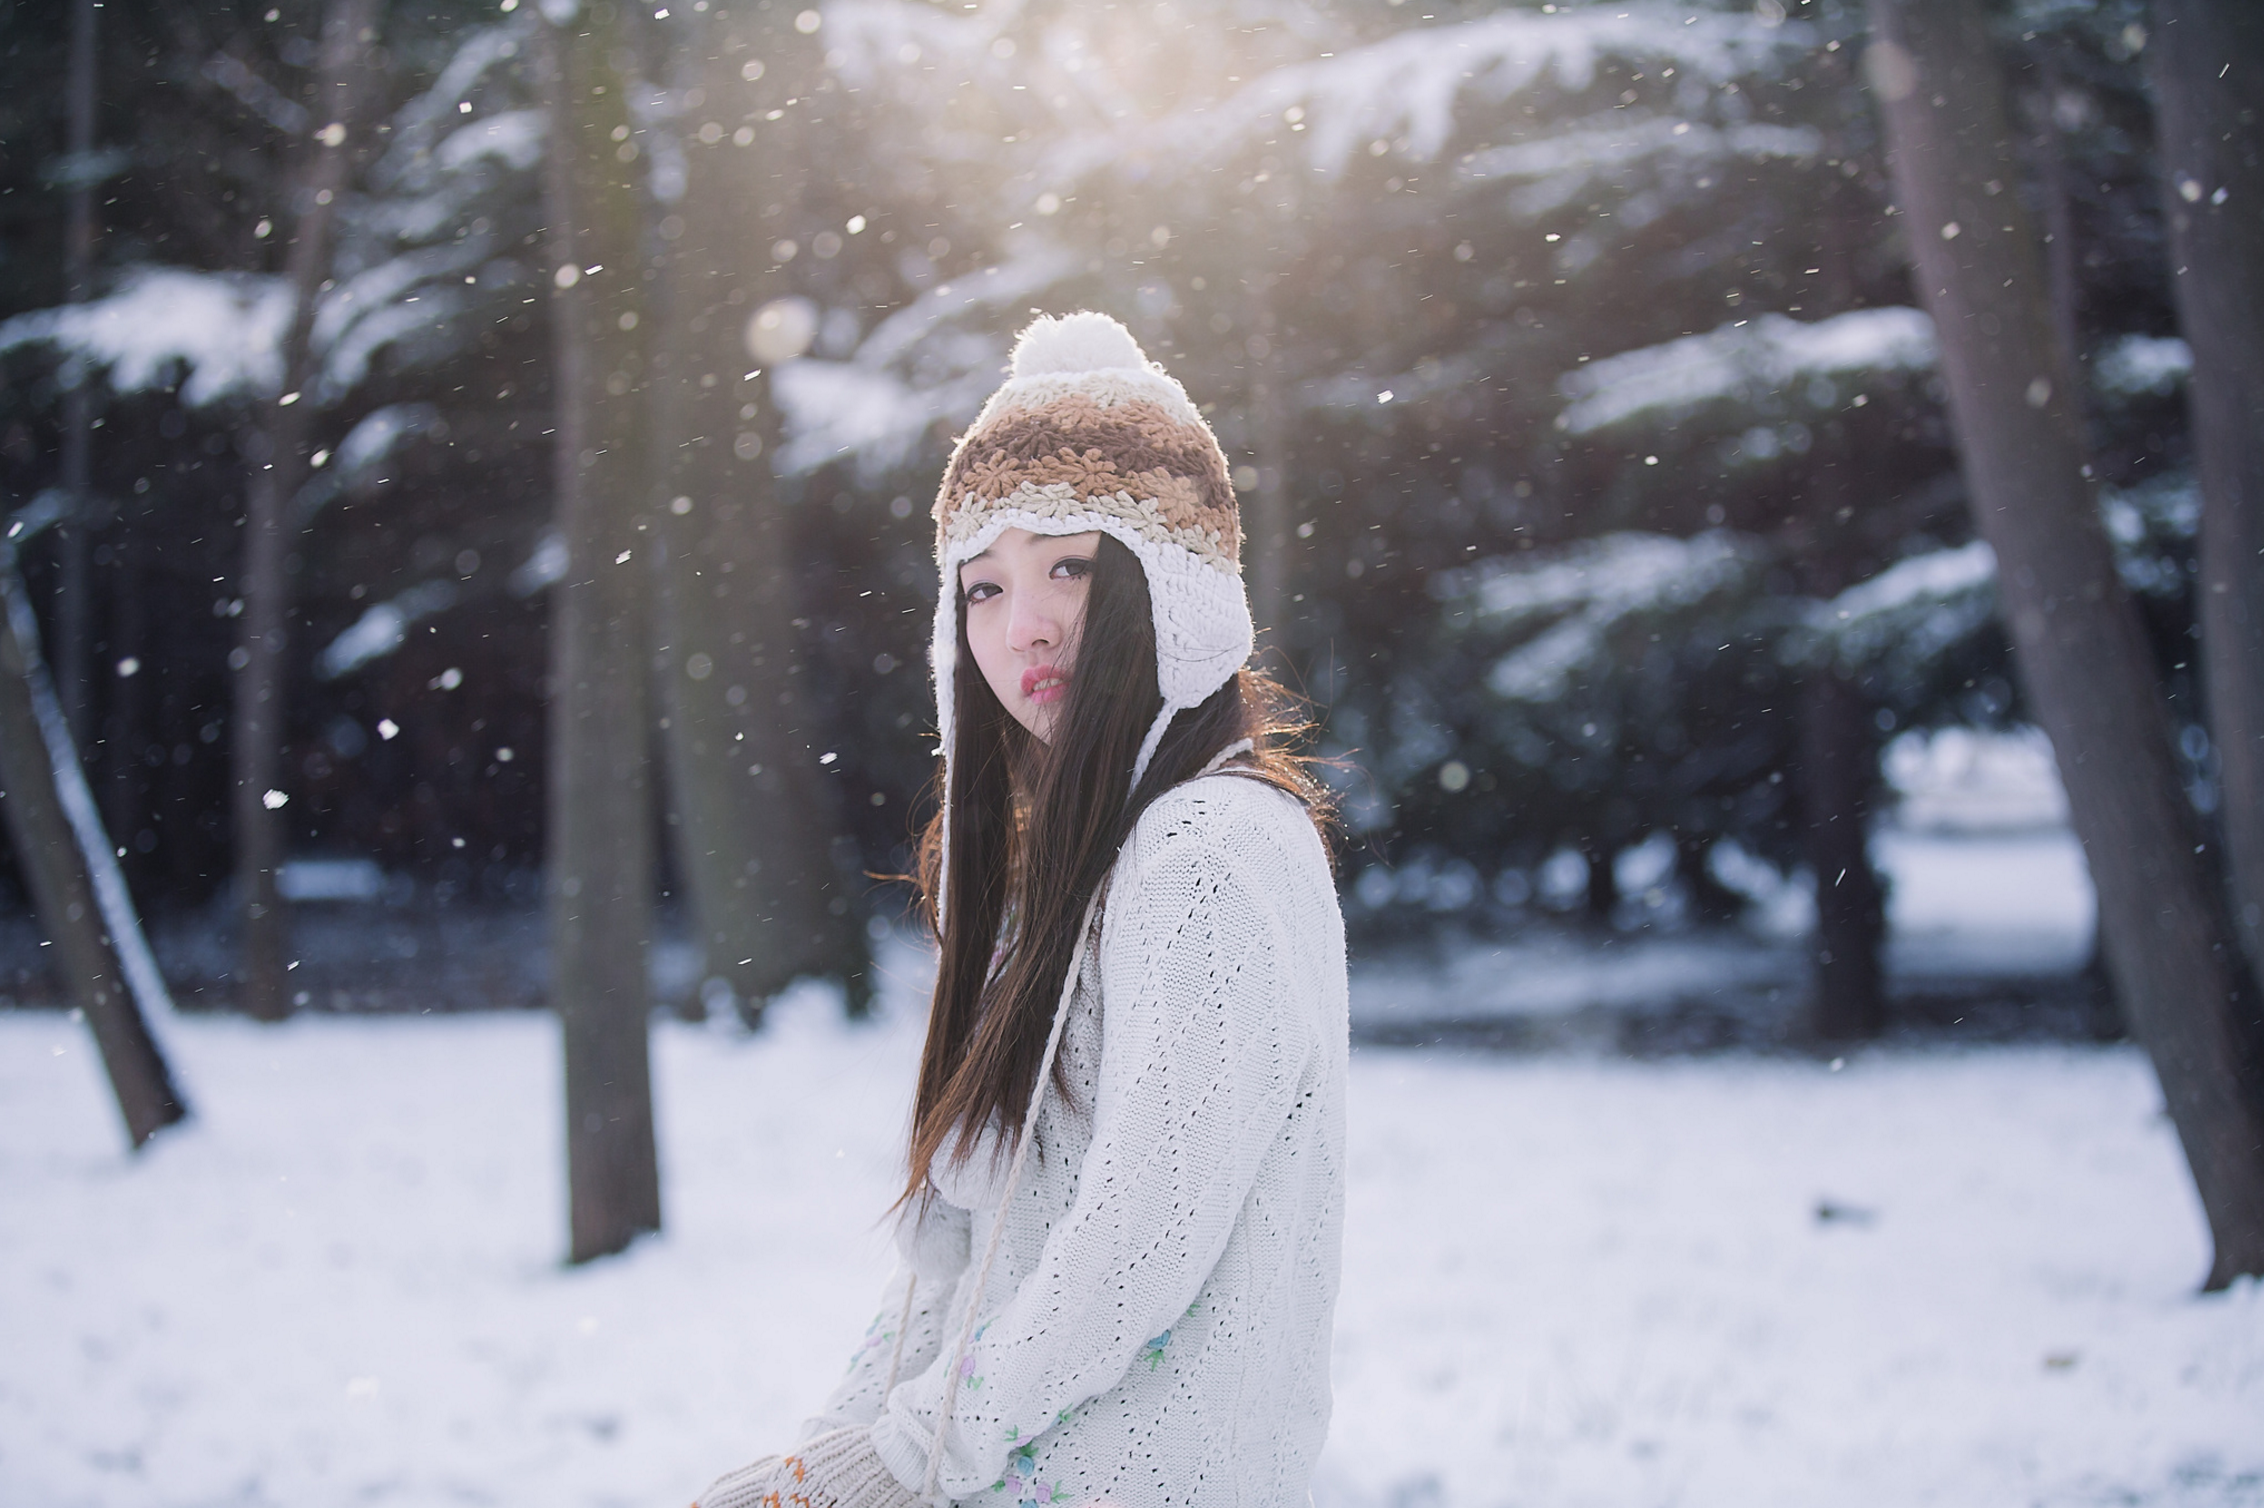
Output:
[694, 1453, 787, 1508]
[794, 1426, 924, 1508]
[864, 1403, 937, 1494]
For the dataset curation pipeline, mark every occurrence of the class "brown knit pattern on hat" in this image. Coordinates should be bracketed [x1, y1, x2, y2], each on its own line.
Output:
[935, 393, 1241, 568]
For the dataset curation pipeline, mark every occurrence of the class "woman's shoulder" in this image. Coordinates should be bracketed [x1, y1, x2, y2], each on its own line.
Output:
[1104, 770, 1343, 977]
[1117, 767, 1330, 889]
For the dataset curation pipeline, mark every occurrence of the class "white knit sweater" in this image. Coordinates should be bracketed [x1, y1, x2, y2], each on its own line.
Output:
[796, 772, 1349, 1508]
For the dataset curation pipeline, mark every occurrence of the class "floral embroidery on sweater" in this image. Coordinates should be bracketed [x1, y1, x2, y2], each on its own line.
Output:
[992, 1445, 1073, 1508]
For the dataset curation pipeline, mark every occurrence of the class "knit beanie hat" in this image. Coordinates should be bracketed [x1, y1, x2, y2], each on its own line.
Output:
[930, 311, 1252, 794]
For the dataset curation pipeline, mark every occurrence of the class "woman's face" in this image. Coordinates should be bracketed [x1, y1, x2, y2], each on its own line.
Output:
[958, 527, 1102, 744]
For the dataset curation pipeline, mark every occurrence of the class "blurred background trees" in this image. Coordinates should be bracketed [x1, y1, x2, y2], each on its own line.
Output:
[1, 0, 2257, 1266]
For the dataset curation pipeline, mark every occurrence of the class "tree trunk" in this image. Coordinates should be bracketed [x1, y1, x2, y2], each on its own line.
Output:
[1247, 280, 1292, 645]
[1868, 0, 2264, 1288]
[541, 3, 661, 1264]
[54, 0, 99, 746]
[1800, 663, 1886, 1040]
[647, 4, 872, 1027]
[102, 529, 148, 863]
[1579, 833, 1615, 924]
[0, 547, 186, 1150]
[2146, 3, 2264, 982]
[230, 0, 379, 1021]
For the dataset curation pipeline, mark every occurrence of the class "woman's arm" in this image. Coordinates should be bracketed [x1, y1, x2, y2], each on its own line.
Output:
[868, 787, 1326, 1499]
[802, 1200, 971, 1438]
[693, 1201, 974, 1508]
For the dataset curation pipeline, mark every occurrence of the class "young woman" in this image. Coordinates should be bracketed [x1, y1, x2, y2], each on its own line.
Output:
[697, 312, 1349, 1508]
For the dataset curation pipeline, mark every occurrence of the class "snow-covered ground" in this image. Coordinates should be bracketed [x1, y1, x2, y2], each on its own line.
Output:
[6, 942, 2260, 1508]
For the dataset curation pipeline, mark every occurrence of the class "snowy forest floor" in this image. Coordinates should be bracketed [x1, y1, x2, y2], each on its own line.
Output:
[5, 940, 2262, 1508]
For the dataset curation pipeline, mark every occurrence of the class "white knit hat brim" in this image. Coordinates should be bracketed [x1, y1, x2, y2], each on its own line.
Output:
[931, 507, 1253, 775]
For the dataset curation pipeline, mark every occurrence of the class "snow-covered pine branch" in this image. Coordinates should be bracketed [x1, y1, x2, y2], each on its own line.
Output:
[1456, 114, 1821, 219]
[2092, 333, 2192, 399]
[0, 267, 292, 407]
[773, 242, 1078, 477]
[316, 579, 461, 680]
[1192, 0, 1812, 177]
[1556, 307, 1938, 434]
[1789, 540, 1998, 679]
[1445, 530, 1762, 703]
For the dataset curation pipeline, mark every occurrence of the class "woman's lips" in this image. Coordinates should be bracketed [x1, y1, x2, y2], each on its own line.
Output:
[1022, 665, 1068, 704]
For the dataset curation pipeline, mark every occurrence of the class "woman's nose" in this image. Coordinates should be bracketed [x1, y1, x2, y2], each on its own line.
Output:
[1006, 588, 1058, 653]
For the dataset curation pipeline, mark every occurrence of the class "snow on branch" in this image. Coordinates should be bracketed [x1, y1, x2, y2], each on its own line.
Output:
[0, 266, 290, 407]
[1213, 2, 1811, 176]
[1557, 307, 1936, 434]
[295, 403, 443, 520]
[773, 243, 1078, 477]
[1458, 115, 1820, 217]
[2093, 333, 2191, 398]
[317, 580, 459, 680]
[772, 359, 998, 479]
[1790, 540, 1997, 678]
[1455, 530, 1760, 702]
[435, 109, 546, 174]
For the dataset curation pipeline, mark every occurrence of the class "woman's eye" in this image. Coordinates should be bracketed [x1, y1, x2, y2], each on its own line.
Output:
[1051, 556, 1095, 580]
[963, 581, 999, 604]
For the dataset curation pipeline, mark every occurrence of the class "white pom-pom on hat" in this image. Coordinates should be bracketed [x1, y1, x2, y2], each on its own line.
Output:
[1009, 310, 1151, 378]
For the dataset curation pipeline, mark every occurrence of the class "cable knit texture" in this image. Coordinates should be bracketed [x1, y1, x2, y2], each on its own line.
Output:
[803, 773, 1349, 1508]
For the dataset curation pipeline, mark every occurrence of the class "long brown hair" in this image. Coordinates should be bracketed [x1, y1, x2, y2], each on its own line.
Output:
[905, 534, 1328, 1205]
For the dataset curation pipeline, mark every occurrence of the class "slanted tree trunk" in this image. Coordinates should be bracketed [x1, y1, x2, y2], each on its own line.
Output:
[2146, 4, 2264, 981]
[0, 545, 185, 1150]
[1868, 0, 2264, 1288]
[230, 0, 380, 1021]
[646, 4, 870, 1027]
[541, 2, 661, 1263]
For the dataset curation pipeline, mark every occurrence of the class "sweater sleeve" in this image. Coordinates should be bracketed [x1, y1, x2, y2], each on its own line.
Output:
[868, 788, 1320, 1500]
[803, 1200, 972, 1439]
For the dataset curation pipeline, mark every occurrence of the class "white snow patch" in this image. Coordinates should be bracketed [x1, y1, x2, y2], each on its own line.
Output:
[1559, 308, 1936, 434]
[0, 266, 291, 407]
[1885, 724, 2070, 833]
[4, 971, 2253, 1507]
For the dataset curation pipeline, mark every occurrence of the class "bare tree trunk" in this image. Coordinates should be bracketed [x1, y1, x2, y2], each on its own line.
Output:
[1247, 280, 1292, 644]
[0, 543, 186, 1150]
[1868, 0, 2264, 1288]
[1794, 216, 1889, 1041]
[103, 529, 147, 861]
[54, 0, 99, 745]
[230, 0, 379, 1021]
[2026, 55, 2084, 390]
[2146, 3, 2264, 981]
[1579, 833, 1615, 924]
[647, 5, 870, 1027]
[1800, 662, 1886, 1040]
[541, 2, 660, 1264]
